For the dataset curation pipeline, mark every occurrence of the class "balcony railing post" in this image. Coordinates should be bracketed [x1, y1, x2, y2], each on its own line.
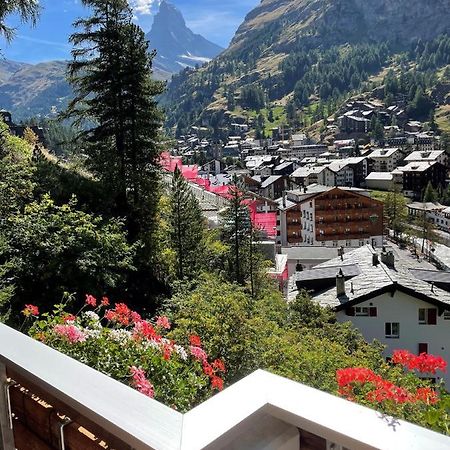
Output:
[0, 363, 15, 450]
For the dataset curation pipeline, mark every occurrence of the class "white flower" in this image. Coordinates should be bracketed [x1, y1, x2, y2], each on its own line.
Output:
[84, 328, 101, 339]
[174, 345, 188, 361]
[83, 311, 100, 322]
[109, 329, 132, 343]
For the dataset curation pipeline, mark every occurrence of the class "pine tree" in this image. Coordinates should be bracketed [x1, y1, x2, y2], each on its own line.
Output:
[384, 187, 408, 242]
[423, 181, 438, 203]
[0, 0, 40, 41]
[65, 0, 164, 250]
[169, 167, 205, 279]
[220, 180, 252, 285]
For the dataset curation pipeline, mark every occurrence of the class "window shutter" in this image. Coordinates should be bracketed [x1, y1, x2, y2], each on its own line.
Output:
[418, 343, 428, 355]
[427, 308, 437, 325]
[346, 307, 355, 316]
[369, 307, 377, 317]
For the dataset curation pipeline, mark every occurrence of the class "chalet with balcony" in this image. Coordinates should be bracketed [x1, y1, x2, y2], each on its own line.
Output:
[276, 185, 383, 248]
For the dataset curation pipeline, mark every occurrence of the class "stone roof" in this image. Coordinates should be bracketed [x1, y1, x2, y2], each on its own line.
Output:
[297, 245, 450, 309]
[365, 172, 394, 181]
[368, 148, 400, 158]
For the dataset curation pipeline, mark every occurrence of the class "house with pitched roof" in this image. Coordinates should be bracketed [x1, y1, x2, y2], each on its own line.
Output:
[290, 245, 450, 386]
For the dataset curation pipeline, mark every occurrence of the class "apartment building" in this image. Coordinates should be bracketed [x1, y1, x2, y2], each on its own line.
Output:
[276, 185, 384, 248]
[367, 147, 404, 172]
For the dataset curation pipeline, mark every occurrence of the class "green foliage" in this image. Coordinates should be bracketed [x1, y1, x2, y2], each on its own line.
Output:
[65, 0, 165, 255]
[165, 275, 382, 390]
[0, 123, 36, 217]
[169, 167, 205, 279]
[27, 299, 222, 412]
[423, 181, 438, 202]
[384, 188, 408, 240]
[240, 85, 266, 110]
[0, 236, 14, 323]
[0, 0, 40, 42]
[220, 183, 252, 285]
[2, 195, 135, 320]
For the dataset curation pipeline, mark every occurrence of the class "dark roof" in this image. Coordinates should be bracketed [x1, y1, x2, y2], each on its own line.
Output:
[294, 264, 360, 282]
[294, 246, 450, 310]
[409, 269, 450, 284]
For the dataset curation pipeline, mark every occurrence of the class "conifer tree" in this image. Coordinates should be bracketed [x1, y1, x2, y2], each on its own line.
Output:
[423, 181, 438, 203]
[0, 0, 40, 41]
[65, 0, 165, 251]
[220, 179, 252, 285]
[169, 167, 204, 279]
[384, 187, 408, 242]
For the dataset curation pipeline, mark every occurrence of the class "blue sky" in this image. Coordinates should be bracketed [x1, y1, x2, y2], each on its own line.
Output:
[0, 0, 260, 64]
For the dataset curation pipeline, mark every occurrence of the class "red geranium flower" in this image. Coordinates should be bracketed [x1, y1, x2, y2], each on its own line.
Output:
[211, 376, 224, 391]
[85, 294, 97, 307]
[189, 334, 202, 347]
[22, 304, 39, 317]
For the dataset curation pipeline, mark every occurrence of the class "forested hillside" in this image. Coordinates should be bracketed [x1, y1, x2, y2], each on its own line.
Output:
[162, 0, 450, 136]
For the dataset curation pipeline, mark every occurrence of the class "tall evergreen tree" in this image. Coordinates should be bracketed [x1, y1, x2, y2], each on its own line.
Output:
[384, 187, 408, 242]
[423, 181, 438, 203]
[65, 0, 165, 251]
[220, 180, 252, 285]
[169, 166, 204, 279]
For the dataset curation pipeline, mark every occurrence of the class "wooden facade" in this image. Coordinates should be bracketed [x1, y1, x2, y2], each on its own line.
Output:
[314, 189, 383, 243]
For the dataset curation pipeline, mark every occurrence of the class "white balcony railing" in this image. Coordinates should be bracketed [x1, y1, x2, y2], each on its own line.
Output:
[1, 323, 449, 450]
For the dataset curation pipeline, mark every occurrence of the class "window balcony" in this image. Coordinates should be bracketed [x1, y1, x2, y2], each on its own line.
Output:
[0, 323, 448, 450]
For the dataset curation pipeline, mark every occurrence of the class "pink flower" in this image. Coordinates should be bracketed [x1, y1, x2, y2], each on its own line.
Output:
[131, 311, 142, 324]
[101, 296, 110, 307]
[54, 324, 86, 343]
[190, 345, 207, 362]
[22, 304, 39, 317]
[156, 316, 171, 330]
[130, 366, 154, 398]
[85, 294, 97, 307]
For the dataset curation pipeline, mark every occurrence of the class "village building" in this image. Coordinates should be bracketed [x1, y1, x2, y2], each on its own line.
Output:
[399, 161, 447, 199]
[289, 245, 450, 386]
[276, 185, 383, 248]
[367, 147, 404, 172]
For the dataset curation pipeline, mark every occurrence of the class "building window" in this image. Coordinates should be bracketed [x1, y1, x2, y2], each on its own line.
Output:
[418, 308, 426, 324]
[419, 308, 437, 325]
[418, 343, 428, 355]
[385, 322, 400, 338]
[444, 310, 450, 320]
[355, 307, 369, 316]
[332, 240, 338, 247]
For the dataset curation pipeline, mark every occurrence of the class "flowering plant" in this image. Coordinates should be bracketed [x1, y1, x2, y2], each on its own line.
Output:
[25, 295, 225, 412]
[336, 350, 449, 434]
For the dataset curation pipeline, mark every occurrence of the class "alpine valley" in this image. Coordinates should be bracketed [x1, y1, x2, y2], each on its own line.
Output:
[162, 0, 450, 138]
[0, 1, 222, 120]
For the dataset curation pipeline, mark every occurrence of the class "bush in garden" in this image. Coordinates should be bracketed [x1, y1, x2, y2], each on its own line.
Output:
[23, 296, 225, 412]
[337, 350, 449, 434]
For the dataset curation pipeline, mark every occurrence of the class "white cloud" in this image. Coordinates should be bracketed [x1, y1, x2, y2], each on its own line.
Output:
[129, 0, 160, 16]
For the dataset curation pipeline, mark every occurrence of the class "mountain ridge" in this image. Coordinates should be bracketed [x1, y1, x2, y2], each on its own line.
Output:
[0, 1, 221, 119]
[162, 0, 450, 134]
